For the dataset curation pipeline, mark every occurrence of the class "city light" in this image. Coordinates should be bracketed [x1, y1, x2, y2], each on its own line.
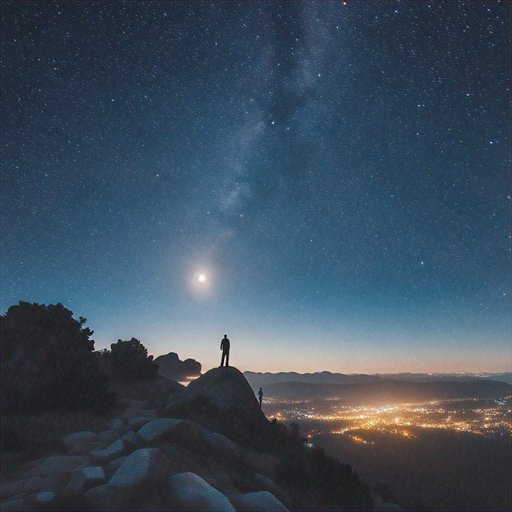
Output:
[267, 396, 512, 439]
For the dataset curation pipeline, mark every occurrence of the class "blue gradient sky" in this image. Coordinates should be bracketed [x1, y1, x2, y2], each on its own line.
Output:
[2, 1, 510, 373]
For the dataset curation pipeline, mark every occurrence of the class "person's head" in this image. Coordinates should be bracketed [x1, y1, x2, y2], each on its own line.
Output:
[224, 334, 227, 338]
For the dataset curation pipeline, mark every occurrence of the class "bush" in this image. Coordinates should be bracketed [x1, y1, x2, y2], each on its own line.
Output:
[105, 338, 159, 382]
[275, 443, 372, 510]
[1, 301, 116, 414]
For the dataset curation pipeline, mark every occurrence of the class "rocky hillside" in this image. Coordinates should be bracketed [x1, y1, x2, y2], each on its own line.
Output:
[1, 367, 401, 511]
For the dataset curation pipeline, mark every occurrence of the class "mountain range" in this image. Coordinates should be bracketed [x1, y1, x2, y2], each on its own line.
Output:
[244, 372, 512, 404]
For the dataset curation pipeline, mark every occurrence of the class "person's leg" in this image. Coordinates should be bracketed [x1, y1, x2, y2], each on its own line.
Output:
[221, 352, 225, 367]
[226, 351, 229, 367]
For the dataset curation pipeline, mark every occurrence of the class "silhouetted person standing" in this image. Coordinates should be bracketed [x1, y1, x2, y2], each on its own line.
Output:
[220, 334, 230, 367]
[258, 387, 263, 407]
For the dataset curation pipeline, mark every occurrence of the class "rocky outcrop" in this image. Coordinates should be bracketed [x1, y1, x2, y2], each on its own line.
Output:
[1, 382, 289, 512]
[166, 366, 266, 425]
[154, 352, 201, 381]
[1, 366, 393, 511]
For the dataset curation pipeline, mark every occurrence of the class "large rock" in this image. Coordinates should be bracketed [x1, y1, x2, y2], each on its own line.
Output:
[108, 448, 171, 489]
[108, 418, 126, 431]
[83, 484, 124, 511]
[229, 491, 289, 511]
[250, 474, 290, 506]
[136, 418, 210, 449]
[25, 455, 89, 477]
[33, 491, 56, 507]
[67, 466, 107, 493]
[160, 445, 238, 496]
[206, 432, 242, 461]
[168, 472, 236, 511]
[155, 352, 201, 380]
[104, 456, 126, 479]
[126, 416, 153, 431]
[90, 439, 128, 465]
[170, 367, 267, 424]
[121, 429, 140, 449]
[135, 418, 182, 444]
[62, 431, 117, 455]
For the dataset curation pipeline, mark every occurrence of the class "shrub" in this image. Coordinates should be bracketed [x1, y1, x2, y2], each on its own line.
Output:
[105, 337, 159, 382]
[1, 301, 116, 414]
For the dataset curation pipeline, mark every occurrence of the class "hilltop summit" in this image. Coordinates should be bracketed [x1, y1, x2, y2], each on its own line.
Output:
[166, 366, 266, 426]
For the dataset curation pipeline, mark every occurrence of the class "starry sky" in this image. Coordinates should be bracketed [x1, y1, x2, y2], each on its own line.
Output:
[2, 1, 510, 374]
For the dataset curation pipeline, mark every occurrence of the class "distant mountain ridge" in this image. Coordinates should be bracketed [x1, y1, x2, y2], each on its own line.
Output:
[258, 379, 511, 404]
[244, 371, 512, 389]
[245, 371, 385, 389]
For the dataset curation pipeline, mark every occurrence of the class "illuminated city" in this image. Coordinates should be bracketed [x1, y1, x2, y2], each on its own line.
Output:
[266, 396, 512, 440]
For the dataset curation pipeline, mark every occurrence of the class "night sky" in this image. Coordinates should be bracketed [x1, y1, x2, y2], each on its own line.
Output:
[2, 1, 510, 374]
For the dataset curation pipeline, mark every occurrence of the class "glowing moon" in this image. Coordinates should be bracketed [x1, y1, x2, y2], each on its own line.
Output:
[190, 269, 212, 294]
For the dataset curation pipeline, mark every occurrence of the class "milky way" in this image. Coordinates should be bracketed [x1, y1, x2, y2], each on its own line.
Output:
[2, 1, 510, 372]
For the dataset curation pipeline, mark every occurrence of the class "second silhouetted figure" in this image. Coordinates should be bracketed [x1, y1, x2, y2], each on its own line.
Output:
[220, 334, 230, 367]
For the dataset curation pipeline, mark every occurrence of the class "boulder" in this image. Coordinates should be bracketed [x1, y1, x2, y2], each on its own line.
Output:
[108, 418, 126, 431]
[83, 484, 124, 511]
[33, 491, 56, 506]
[160, 445, 238, 496]
[155, 352, 201, 381]
[136, 418, 182, 444]
[61, 430, 103, 455]
[168, 472, 236, 511]
[67, 466, 107, 493]
[250, 474, 290, 506]
[206, 432, 242, 461]
[170, 367, 266, 425]
[136, 418, 210, 449]
[229, 491, 289, 511]
[108, 448, 171, 489]
[96, 430, 119, 443]
[104, 456, 126, 479]
[126, 416, 153, 431]
[25, 455, 89, 477]
[121, 429, 140, 448]
[90, 439, 128, 465]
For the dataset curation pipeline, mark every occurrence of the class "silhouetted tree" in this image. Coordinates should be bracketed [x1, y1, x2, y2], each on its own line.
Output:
[105, 338, 159, 382]
[1, 301, 115, 414]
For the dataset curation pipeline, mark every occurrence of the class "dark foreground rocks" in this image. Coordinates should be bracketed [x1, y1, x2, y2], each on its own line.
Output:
[1, 411, 289, 511]
[1, 367, 400, 511]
